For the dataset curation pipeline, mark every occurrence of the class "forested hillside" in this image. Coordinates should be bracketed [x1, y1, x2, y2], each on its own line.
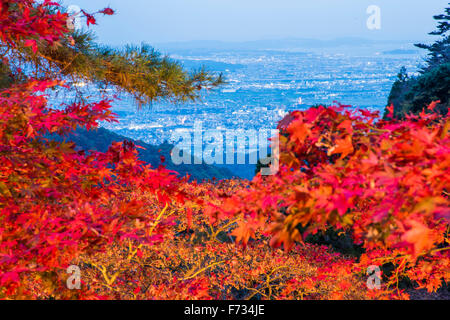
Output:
[50, 127, 234, 181]
[387, 5, 450, 118]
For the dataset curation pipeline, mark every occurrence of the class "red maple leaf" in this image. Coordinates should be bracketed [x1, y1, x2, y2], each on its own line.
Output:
[386, 104, 395, 118]
[99, 8, 115, 15]
[81, 10, 96, 26]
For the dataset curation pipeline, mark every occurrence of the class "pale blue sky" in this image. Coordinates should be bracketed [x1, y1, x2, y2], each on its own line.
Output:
[61, 0, 449, 45]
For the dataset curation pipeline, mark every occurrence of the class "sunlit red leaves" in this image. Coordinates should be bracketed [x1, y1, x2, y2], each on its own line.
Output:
[231, 221, 257, 247]
[1, 0, 449, 300]
[0, 78, 188, 298]
[277, 104, 447, 257]
[208, 103, 449, 296]
[287, 118, 311, 144]
[337, 119, 353, 135]
[327, 134, 354, 159]
[386, 104, 395, 118]
[24, 39, 38, 53]
[427, 100, 441, 111]
[99, 8, 115, 16]
[81, 10, 96, 26]
[269, 216, 303, 251]
[0, 0, 68, 50]
[400, 219, 436, 258]
[80, 7, 115, 27]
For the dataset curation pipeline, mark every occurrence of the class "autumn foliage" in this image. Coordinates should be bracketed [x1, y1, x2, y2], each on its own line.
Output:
[212, 104, 449, 297]
[0, 0, 448, 300]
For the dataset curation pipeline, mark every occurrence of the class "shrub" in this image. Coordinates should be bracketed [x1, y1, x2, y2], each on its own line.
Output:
[211, 104, 449, 297]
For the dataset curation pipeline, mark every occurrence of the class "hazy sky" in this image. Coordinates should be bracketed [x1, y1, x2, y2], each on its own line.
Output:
[61, 0, 449, 45]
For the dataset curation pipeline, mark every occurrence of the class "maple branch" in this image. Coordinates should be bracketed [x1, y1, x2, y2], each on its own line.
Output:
[182, 260, 225, 281]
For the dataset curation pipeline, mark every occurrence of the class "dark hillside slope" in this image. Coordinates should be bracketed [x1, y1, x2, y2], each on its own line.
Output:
[52, 127, 235, 181]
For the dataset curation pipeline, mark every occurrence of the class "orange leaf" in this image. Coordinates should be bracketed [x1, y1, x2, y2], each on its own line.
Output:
[401, 220, 434, 258]
[328, 135, 354, 159]
[287, 120, 311, 143]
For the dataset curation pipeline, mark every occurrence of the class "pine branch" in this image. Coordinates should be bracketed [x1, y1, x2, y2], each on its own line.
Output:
[2, 5, 225, 105]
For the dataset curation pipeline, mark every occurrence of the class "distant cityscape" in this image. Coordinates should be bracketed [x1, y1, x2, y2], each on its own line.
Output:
[48, 40, 424, 153]
[91, 44, 423, 147]
[44, 42, 429, 179]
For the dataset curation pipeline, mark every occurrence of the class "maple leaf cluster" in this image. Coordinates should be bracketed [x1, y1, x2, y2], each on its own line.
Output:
[68, 181, 372, 300]
[0, 0, 186, 299]
[210, 104, 449, 296]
